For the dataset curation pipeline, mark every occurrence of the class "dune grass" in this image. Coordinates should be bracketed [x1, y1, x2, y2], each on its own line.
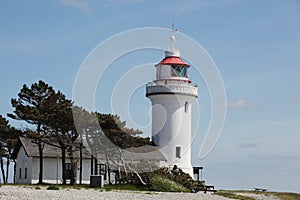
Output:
[103, 184, 150, 192]
[215, 190, 300, 200]
[215, 191, 255, 200]
[267, 191, 300, 200]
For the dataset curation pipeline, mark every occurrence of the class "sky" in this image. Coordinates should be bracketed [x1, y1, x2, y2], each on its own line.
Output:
[1, 0, 300, 193]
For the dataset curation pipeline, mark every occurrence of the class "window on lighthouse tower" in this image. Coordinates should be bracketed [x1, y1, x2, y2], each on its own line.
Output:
[171, 65, 187, 77]
[184, 102, 189, 113]
[176, 147, 181, 158]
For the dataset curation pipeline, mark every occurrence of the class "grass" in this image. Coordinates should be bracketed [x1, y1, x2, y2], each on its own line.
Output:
[215, 190, 300, 200]
[47, 185, 60, 190]
[215, 191, 256, 200]
[103, 184, 149, 192]
[267, 191, 300, 200]
[149, 176, 189, 192]
[34, 186, 41, 190]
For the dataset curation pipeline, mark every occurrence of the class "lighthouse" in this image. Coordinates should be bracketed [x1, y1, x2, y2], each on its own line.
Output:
[146, 31, 198, 177]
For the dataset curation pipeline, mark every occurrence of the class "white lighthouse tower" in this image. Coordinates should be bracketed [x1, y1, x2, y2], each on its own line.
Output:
[146, 31, 198, 177]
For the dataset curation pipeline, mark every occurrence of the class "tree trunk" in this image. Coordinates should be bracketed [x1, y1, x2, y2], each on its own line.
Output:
[37, 141, 44, 184]
[91, 156, 94, 175]
[13, 159, 16, 184]
[38, 142, 44, 184]
[70, 162, 76, 185]
[5, 156, 10, 183]
[127, 164, 147, 186]
[61, 146, 66, 184]
[79, 141, 82, 184]
[36, 123, 44, 184]
[105, 149, 111, 185]
[107, 166, 111, 185]
[0, 157, 6, 184]
[69, 148, 76, 185]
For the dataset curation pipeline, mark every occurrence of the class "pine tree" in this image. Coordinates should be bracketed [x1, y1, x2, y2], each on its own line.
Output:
[8, 80, 57, 184]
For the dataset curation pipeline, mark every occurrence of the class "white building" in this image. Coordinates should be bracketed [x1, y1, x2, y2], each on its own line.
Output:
[12, 137, 92, 184]
[12, 137, 166, 185]
[146, 34, 198, 177]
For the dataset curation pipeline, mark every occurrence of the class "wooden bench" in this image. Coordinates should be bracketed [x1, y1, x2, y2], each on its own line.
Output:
[204, 185, 218, 193]
[254, 188, 267, 192]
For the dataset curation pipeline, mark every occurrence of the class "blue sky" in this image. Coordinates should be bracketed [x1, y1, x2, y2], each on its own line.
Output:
[1, 0, 300, 193]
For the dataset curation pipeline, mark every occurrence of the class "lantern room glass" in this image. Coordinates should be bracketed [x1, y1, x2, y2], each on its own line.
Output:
[171, 65, 187, 77]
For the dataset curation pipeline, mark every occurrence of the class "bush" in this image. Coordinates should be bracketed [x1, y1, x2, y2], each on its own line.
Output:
[47, 185, 60, 190]
[149, 176, 188, 192]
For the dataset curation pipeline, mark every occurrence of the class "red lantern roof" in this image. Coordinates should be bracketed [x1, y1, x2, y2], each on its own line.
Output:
[159, 56, 190, 67]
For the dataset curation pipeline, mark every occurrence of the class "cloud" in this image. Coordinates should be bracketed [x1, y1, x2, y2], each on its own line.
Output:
[239, 142, 257, 148]
[227, 98, 264, 110]
[61, 0, 92, 13]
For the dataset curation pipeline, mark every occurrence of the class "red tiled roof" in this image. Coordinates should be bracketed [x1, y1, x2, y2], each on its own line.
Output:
[159, 56, 190, 67]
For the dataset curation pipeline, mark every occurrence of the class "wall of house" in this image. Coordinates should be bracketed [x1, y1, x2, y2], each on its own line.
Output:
[31, 157, 91, 184]
[15, 147, 32, 184]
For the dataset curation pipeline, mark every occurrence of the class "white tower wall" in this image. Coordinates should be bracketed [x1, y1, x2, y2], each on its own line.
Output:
[149, 94, 195, 176]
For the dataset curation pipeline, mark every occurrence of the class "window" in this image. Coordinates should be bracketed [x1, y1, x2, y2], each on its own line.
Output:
[176, 147, 181, 158]
[96, 164, 107, 180]
[171, 65, 187, 77]
[19, 168, 22, 179]
[25, 168, 27, 179]
[184, 102, 189, 113]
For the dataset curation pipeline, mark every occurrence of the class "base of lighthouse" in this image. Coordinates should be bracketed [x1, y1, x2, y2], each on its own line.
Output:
[158, 142, 194, 177]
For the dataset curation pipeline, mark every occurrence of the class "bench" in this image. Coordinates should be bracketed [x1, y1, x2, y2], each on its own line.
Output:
[204, 185, 217, 193]
[254, 188, 267, 192]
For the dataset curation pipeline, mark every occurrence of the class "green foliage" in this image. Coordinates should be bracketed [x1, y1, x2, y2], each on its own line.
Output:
[8, 80, 63, 184]
[114, 166, 205, 193]
[147, 166, 204, 191]
[8, 80, 56, 129]
[94, 112, 151, 149]
[0, 114, 21, 183]
[149, 176, 188, 192]
[47, 185, 60, 190]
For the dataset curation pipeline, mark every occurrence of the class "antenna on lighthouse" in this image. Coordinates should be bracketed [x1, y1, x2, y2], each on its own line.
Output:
[170, 20, 178, 51]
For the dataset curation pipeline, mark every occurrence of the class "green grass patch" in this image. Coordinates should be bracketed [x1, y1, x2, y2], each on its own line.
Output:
[47, 185, 60, 190]
[215, 191, 255, 200]
[103, 184, 149, 191]
[215, 190, 300, 200]
[267, 192, 300, 200]
[149, 176, 189, 193]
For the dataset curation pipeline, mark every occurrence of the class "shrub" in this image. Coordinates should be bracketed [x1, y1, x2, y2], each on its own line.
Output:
[149, 176, 188, 192]
[47, 185, 60, 190]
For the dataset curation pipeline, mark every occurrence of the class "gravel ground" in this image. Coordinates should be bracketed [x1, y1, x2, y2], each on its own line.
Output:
[0, 185, 282, 200]
[0, 185, 231, 200]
